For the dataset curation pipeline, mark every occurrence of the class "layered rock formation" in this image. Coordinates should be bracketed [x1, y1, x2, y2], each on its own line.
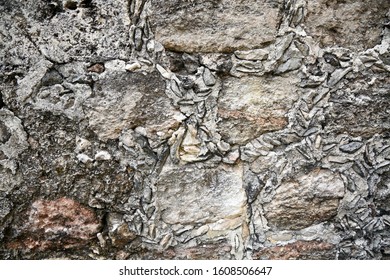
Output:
[1, 0, 390, 259]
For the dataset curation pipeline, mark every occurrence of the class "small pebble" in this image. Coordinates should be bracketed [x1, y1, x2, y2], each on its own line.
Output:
[95, 150, 112, 161]
[77, 153, 93, 164]
[125, 62, 141, 72]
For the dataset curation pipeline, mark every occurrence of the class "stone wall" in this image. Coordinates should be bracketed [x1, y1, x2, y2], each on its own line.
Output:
[1, 0, 390, 259]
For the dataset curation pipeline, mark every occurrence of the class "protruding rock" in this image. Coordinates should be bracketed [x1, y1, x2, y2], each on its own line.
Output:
[218, 75, 299, 145]
[7, 197, 101, 250]
[339, 141, 364, 154]
[156, 163, 246, 228]
[94, 150, 112, 161]
[149, 0, 283, 53]
[253, 241, 336, 260]
[264, 169, 345, 230]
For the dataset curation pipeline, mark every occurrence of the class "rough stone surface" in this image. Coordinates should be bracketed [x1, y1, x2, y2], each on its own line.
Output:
[1, 0, 390, 260]
[253, 240, 336, 260]
[218, 74, 299, 144]
[6, 197, 101, 250]
[305, 0, 390, 51]
[264, 169, 344, 230]
[150, 0, 283, 53]
[156, 163, 246, 225]
[85, 69, 184, 142]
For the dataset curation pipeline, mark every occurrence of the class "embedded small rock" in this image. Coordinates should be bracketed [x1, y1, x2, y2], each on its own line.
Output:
[94, 150, 112, 161]
[339, 141, 364, 154]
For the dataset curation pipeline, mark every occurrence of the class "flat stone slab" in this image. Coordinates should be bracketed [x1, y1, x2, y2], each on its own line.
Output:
[149, 0, 283, 53]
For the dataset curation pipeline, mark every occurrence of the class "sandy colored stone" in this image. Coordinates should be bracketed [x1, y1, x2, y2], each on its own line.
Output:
[149, 0, 283, 53]
[218, 75, 299, 144]
[253, 241, 336, 260]
[156, 163, 246, 226]
[264, 169, 344, 230]
[86, 70, 184, 141]
[304, 0, 390, 50]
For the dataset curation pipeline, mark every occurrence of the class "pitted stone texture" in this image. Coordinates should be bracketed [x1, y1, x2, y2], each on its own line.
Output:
[304, 0, 390, 51]
[253, 241, 336, 260]
[7, 197, 101, 250]
[218, 75, 299, 145]
[156, 163, 246, 226]
[85, 70, 184, 142]
[264, 169, 344, 230]
[325, 74, 390, 138]
[150, 0, 283, 53]
[17, 0, 132, 63]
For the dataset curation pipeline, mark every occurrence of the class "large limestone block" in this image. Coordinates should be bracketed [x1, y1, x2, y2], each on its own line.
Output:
[304, 0, 390, 50]
[218, 75, 299, 145]
[264, 169, 345, 230]
[156, 163, 246, 227]
[150, 0, 283, 53]
[86, 70, 184, 141]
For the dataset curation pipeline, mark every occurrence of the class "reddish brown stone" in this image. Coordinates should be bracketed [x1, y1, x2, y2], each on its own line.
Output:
[87, 63, 105, 73]
[7, 197, 101, 250]
[253, 241, 335, 260]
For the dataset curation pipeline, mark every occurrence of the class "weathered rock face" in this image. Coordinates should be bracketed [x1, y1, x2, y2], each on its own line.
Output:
[150, 0, 283, 53]
[305, 0, 390, 51]
[6, 197, 101, 250]
[253, 240, 336, 260]
[1, 0, 390, 260]
[325, 73, 390, 138]
[218, 74, 299, 144]
[156, 163, 246, 226]
[85, 68, 184, 142]
[264, 169, 344, 230]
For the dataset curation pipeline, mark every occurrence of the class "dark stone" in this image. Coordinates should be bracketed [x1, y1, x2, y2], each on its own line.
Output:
[0, 121, 11, 143]
[339, 141, 364, 153]
[325, 74, 390, 138]
[41, 69, 63, 87]
[323, 53, 340, 67]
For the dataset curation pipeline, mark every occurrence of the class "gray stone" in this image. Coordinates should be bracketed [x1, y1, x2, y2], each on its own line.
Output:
[339, 142, 364, 154]
[85, 70, 184, 142]
[0, 109, 29, 163]
[156, 163, 246, 226]
[0, 198, 12, 221]
[18, 0, 132, 63]
[1, 0, 390, 261]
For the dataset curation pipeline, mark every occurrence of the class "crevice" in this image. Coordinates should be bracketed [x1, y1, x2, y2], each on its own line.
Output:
[131, 0, 148, 26]
[0, 91, 5, 109]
